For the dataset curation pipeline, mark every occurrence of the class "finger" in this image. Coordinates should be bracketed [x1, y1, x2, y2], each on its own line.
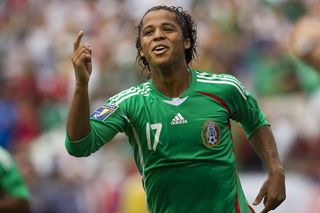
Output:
[84, 43, 91, 52]
[260, 202, 274, 213]
[74, 31, 84, 52]
[72, 45, 92, 59]
[261, 196, 282, 213]
[85, 61, 92, 74]
[72, 45, 92, 63]
[261, 207, 270, 213]
[73, 53, 92, 67]
[253, 189, 265, 205]
[263, 195, 267, 206]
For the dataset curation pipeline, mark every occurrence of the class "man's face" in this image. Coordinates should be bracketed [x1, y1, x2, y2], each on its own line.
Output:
[139, 9, 190, 69]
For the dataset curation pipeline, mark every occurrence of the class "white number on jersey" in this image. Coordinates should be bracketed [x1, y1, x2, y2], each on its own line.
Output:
[146, 123, 162, 151]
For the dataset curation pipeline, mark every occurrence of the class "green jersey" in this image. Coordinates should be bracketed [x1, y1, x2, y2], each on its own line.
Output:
[0, 147, 30, 200]
[66, 69, 268, 213]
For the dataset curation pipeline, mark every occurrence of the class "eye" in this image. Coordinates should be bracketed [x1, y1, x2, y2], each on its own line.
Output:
[143, 29, 153, 36]
[164, 27, 174, 32]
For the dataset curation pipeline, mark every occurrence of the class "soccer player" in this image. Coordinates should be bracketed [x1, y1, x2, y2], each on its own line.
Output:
[0, 146, 31, 212]
[66, 5, 286, 213]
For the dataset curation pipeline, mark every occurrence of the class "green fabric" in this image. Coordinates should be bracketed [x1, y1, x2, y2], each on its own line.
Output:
[0, 147, 30, 200]
[66, 69, 269, 212]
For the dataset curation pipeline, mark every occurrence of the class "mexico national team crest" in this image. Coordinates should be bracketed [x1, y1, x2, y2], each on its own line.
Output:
[90, 104, 118, 121]
[201, 120, 221, 148]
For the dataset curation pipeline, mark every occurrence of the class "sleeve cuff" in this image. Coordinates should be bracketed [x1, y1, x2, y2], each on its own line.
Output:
[65, 130, 93, 157]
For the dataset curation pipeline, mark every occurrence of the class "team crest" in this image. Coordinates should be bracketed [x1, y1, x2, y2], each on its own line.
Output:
[201, 120, 221, 148]
[90, 104, 118, 121]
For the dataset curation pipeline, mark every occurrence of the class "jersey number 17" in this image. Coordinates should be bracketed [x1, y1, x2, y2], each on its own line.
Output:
[146, 122, 162, 151]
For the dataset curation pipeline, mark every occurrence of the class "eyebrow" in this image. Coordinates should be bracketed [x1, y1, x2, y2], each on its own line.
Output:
[142, 22, 178, 31]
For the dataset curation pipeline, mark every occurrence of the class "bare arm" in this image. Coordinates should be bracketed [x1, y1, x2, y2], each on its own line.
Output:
[67, 31, 92, 141]
[250, 125, 286, 213]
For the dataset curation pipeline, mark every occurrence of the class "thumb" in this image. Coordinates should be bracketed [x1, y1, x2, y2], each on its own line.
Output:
[84, 43, 92, 75]
[253, 189, 265, 205]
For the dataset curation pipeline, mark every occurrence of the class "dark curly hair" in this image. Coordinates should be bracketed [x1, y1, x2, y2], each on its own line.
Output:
[135, 5, 198, 77]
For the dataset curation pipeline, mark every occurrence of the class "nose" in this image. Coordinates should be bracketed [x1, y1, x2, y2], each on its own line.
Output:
[153, 28, 165, 41]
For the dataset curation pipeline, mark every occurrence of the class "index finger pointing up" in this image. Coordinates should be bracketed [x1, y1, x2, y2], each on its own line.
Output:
[74, 31, 84, 52]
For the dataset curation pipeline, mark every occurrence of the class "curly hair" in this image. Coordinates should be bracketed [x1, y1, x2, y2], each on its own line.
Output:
[135, 5, 198, 77]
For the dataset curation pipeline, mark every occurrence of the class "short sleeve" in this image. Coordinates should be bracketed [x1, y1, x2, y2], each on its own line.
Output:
[223, 75, 269, 139]
[65, 102, 129, 157]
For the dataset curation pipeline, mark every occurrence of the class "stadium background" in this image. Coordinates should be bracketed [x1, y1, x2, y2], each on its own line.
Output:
[0, 0, 319, 212]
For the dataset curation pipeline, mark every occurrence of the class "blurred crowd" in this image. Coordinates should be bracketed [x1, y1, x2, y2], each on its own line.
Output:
[0, 0, 320, 212]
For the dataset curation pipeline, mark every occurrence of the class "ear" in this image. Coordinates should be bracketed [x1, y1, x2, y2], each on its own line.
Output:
[139, 50, 144, 57]
[184, 38, 191, 49]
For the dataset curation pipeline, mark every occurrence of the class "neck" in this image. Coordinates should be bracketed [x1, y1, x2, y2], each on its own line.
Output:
[151, 65, 191, 98]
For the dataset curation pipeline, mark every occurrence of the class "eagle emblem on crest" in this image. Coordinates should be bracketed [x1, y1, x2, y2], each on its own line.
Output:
[201, 120, 221, 148]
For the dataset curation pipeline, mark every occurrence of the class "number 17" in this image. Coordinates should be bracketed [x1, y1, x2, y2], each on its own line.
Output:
[146, 122, 162, 151]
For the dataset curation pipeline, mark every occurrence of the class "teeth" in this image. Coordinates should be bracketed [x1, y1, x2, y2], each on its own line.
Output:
[154, 46, 165, 51]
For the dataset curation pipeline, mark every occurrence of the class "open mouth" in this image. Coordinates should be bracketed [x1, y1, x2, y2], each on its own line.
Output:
[152, 45, 168, 55]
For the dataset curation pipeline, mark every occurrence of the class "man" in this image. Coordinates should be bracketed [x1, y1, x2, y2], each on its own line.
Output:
[289, 15, 320, 71]
[0, 146, 31, 212]
[66, 5, 285, 213]
[288, 14, 320, 95]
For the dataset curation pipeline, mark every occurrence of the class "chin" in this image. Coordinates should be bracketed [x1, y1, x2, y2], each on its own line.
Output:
[151, 58, 173, 68]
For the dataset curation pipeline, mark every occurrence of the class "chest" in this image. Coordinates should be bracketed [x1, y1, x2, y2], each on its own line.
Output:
[130, 93, 231, 155]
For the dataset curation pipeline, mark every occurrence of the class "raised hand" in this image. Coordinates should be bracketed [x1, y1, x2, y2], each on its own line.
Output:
[71, 31, 92, 86]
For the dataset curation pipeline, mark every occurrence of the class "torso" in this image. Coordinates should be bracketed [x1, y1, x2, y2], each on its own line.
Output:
[108, 69, 253, 212]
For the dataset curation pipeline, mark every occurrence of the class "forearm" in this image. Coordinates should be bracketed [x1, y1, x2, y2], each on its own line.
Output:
[67, 84, 91, 141]
[250, 125, 286, 211]
[250, 125, 284, 174]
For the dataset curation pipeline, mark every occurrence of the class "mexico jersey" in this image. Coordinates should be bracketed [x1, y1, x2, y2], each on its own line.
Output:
[0, 147, 30, 200]
[66, 69, 269, 213]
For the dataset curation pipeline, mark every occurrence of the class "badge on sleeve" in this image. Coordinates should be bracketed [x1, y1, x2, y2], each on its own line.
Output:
[90, 104, 119, 121]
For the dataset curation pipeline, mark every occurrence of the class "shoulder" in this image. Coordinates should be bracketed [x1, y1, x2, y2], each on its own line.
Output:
[194, 70, 243, 87]
[106, 81, 151, 106]
[194, 70, 249, 99]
